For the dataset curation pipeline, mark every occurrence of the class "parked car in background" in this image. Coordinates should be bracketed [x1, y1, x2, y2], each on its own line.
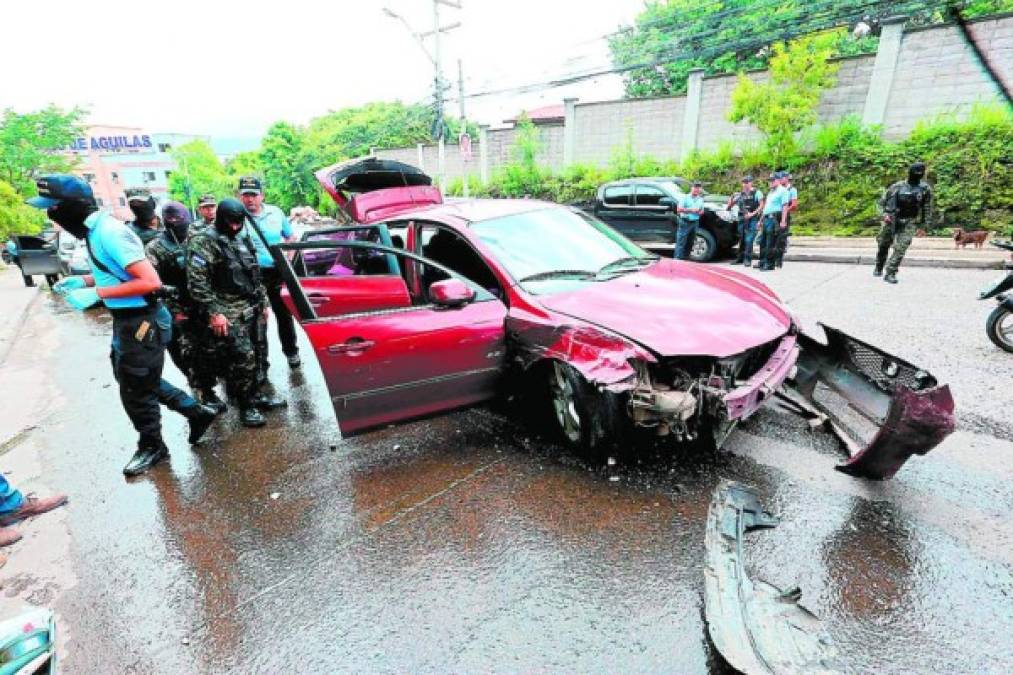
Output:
[8, 230, 61, 287]
[57, 230, 91, 276]
[575, 177, 737, 262]
[264, 157, 954, 481]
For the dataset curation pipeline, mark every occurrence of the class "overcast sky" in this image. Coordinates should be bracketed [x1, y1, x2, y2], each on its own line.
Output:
[1, 0, 645, 144]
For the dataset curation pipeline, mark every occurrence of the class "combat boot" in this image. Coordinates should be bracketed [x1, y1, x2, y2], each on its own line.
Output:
[240, 405, 267, 428]
[199, 390, 228, 415]
[185, 403, 218, 444]
[884, 273, 898, 284]
[123, 438, 169, 477]
[252, 392, 288, 410]
[873, 265, 883, 277]
[286, 351, 301, 368]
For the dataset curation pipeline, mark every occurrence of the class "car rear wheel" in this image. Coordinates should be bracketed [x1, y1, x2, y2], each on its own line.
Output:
[689, 229, 717, 263]
[548, 361, 626, 462]
[986, 305, 1013, 353]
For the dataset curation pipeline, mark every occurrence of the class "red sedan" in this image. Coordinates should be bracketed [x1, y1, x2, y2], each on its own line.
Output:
[271, 158, 954, 480]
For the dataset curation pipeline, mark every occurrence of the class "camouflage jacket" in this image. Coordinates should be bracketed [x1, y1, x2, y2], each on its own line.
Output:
[186, 229, 268, 321]
[145, 232, 192, 317]
[881, 180, 933, 224]
[129, 219, 163, 246]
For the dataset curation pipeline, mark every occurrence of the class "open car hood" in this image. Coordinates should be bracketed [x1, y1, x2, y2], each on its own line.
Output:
[538, 259, 791, 358]
[315, 157, 442, 224]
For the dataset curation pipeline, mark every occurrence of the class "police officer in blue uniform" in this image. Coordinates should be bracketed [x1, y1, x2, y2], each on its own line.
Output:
[31, 175, 216, 477]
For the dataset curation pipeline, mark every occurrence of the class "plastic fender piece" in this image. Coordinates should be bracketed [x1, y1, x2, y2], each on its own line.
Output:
[0, 607, 56, 675]
[703, 481, 839, 675]
[787, 324, 955, 480]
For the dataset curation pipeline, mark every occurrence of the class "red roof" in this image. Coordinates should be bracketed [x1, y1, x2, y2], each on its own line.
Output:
[506, 104, 565, 125]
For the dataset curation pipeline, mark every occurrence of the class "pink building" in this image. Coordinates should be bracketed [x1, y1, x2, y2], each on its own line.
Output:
[65, 125, 207, 220]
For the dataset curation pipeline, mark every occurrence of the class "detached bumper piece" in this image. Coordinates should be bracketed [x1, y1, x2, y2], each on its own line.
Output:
[0, 607, 56, 674]
[704, 481, 838, 675]
[784, 324, 955, 480]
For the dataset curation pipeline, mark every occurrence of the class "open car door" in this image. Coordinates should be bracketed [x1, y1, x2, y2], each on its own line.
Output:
[273, 238, 507, 436]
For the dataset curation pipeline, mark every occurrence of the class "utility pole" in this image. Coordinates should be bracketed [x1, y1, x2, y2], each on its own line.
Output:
[458, 58, 469, 198]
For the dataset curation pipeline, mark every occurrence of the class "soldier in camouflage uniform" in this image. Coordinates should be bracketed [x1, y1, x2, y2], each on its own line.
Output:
[186, 198, 285, 427]
[195, 193, 217, 229]
[876, 162, 933, 284]
[145, 202, 224, 413]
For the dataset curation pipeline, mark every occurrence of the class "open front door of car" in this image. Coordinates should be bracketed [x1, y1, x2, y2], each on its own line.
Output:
[273, 240, 507, 435]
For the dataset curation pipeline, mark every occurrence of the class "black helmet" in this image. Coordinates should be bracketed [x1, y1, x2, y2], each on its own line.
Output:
[215, 198, 247, 226]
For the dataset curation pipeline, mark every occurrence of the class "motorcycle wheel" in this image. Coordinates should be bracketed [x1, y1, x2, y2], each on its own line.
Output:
[986, 305, 1013, 353]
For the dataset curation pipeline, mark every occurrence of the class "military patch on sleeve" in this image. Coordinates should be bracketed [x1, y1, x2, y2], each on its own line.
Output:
[191, 254, 208, 267]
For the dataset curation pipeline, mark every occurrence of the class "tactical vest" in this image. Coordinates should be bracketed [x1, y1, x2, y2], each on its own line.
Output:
[157, 237, 189, 290]
[894, 183, 927, 219]
[737, 189, 760, 217]
[212, 232, 261, 299]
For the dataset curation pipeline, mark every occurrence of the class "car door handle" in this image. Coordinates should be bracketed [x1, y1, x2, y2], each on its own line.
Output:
[327, 338, 375, 354]
[307, 292, 328, 306]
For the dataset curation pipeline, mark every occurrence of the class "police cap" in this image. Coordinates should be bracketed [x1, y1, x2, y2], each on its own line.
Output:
[27, 175, 94, 208]
[237, 176, 263, 195]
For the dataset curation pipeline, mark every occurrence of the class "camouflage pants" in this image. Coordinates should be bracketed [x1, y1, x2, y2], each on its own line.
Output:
[876, 219, 915, 275]
[165, 319, 212, 394]
[206, 318, 260, 403]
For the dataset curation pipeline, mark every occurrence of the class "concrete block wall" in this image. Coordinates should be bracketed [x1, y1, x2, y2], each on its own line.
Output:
[373, 14, 1011, 180]
[884, 16, 1012, 138]
[572, 96, 686, 164]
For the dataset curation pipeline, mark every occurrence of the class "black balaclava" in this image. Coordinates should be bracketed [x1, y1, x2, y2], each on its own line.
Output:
[47, 198, 97, 240]
[129, 197, 157, 226]
[214, 198, 247, 238]
[908, 162, 926, 186]
[161, 201, 192, 244]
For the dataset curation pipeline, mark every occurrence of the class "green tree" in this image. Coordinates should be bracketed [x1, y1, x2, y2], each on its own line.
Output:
[225, 151, 262, 183]
[727, 33, 841, 165]
[258, 122, 321, 212]
[0, 105, 86, 195]
[0, 179, 46, 241]
[167, 140, 231, 208]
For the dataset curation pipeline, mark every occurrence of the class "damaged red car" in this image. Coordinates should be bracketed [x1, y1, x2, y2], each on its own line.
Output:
[271, 158, 955, 480]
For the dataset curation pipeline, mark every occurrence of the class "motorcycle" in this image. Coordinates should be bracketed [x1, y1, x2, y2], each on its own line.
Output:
[980, 240, 1013, 352]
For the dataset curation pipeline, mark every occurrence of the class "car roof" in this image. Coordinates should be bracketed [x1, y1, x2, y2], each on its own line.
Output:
[385, 197, 559, 226]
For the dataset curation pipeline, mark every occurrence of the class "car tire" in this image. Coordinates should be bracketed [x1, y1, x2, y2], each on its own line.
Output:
[22, 274, 35, 288]
[547, 361, 626, 462]
[45, 274, 60, 287]
[689, 229, 717, 263]
[986, 305, 1013, 353]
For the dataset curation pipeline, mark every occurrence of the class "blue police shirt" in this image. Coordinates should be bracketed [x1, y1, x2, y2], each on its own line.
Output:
[787, 186, 798, 204]
[678, 194, 705, 222]
[85, 211, 149, 309]
[763, 186, 788, 216]
[242, 204, 293, 268]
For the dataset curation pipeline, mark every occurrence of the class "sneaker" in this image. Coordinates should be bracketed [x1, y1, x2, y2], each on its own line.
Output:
[286, 352, 301, 368]
[186, 404, 218, 444]
[0, 494, 69, 527]
[123, 442, 168, 477]
[0, 528, 22, 547]
[241, 407, 267, 428]
[252, 393, 288, 410]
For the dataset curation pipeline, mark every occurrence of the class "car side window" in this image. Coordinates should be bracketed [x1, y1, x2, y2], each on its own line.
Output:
[294, 227, 393, 278]
[635, 185, 667, 208]
[603, 185, 633, 207]
[416, 224, 504, 300]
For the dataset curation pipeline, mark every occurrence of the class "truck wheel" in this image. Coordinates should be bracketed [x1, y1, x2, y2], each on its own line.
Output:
[986, 305, 1013, 353]
[689, 229, 717, 262]
[22, 274, 35, 288]
[548, 361, 626, 462]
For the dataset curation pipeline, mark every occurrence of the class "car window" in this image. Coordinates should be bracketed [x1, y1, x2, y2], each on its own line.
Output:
[470, 207, 650, 293]
[603, 185, 633, 207]
[660, 180, 687, 197]
[418, 224, 503, 298]
[635, 185, 667, 207]
[294, 228, 393, 278]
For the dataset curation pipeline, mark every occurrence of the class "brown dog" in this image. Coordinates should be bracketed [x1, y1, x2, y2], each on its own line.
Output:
[915, 228, 927, 237]
[954, 228, 990, 249]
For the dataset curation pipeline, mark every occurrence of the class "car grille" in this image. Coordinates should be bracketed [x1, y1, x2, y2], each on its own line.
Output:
[735, 339, 780, 381]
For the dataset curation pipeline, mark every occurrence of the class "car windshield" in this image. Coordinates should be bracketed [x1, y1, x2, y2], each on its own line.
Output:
[660, 180, 688, 195]
[470, 207, 651, 290]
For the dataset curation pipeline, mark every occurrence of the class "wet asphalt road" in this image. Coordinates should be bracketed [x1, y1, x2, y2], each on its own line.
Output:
[1, 262, 1012, 673]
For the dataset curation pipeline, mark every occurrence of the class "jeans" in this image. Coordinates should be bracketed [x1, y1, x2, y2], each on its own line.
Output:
[736, 216, 759, 263]
[110, 304, 197, 445]
[0, 475, 23, 515]
[758, 214, 780, 267]
[675, 218, 699, 260]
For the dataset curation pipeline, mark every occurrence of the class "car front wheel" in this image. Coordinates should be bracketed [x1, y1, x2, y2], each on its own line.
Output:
[689, 229, 717, 262]
[986, 305, 1013, 353]
[548, 361, 626, 461]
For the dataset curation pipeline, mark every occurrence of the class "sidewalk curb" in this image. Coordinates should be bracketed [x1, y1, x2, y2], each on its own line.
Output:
[784, 252, 1005, 270]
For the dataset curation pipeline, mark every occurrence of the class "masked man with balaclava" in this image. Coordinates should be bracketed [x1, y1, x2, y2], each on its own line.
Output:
[877, 162, 933, 284]
[124, 187, 162, 246]
[146, 201, 223, 413]
[186, 198, 286, 428]
[36, 176, 217, 477]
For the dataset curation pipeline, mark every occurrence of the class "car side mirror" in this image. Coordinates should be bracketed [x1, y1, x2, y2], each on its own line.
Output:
[430, 278, 476, 308]
[658, 197, 676, 208]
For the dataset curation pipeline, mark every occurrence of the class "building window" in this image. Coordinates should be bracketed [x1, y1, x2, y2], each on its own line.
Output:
[143, 171, 156, 182]
[111, 172, 119, 183]
[118, 197, 126, 206]
[158, 143, 172, 153]
[83, 173, 96, 183]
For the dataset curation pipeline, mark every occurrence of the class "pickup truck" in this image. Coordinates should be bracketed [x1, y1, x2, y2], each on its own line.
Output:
[575, 177, 738, 262]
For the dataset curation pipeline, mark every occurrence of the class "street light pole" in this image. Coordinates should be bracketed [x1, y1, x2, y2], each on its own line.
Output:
[458, 58, 469, 198]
